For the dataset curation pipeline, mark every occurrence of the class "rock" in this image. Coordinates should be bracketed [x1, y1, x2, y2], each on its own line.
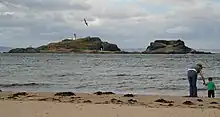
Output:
[8, 92, 28, 99]
[102, 42, 120, 51]
[54, 92, 75, 96]
[168, 103, 174, 106]
[197, 99, 203, 102]
[83, 100, 92, 103]
[128, 99, 138, 104]
[210, 102, 219, 104]
[94, 91, 115, 95]
[8, 47, 40, 53]
[38, 98, 61, 102]
[155, 98, 174, 103]
[12, 92, 28, 97]
[103, 101, 110, 104]
[0, 89, 2, 92]
[123, 94, 135, 97]
[183, 101, 194, 105]
[111, 98, 124, 104]
[142, 39, 212, 54]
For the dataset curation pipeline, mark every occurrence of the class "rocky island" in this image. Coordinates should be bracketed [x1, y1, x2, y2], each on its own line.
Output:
[8, 37, 212, 54]
[142, 40, 212, 54]
[8, 37, 121, 53]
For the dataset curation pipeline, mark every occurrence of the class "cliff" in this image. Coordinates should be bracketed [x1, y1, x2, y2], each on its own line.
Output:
[142, 40, 212, 54]
[8, 37, 121, 53]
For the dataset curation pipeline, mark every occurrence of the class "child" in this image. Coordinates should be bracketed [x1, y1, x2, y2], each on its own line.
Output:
[207, 77, 216, 98]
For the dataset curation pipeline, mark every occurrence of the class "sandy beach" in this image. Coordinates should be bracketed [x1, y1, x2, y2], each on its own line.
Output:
[0, 91, 220, 117]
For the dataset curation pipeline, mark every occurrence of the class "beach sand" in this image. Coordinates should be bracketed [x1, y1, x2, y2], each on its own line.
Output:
[0, 91, 220, 117]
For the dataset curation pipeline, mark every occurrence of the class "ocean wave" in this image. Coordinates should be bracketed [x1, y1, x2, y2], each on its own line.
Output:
[0, 83, 52, 88]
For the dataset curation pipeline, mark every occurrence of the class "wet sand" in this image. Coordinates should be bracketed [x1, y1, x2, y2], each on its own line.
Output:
[0, 91, 220, 117]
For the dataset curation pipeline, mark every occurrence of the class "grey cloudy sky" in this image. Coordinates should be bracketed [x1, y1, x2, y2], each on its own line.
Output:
[0, 0, 220, 49]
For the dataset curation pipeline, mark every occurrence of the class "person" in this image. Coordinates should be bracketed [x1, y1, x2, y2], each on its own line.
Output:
[187, 64, 205, 97]
[206, 77, 216, 98]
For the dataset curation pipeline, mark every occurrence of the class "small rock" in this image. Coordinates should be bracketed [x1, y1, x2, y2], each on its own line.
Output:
[54, 92, 75, 96]
[11, 92, 28, 97]
[183, 101, 194, 105]
[103, 101, 110, 104]
[199, 104, 204, 106]
[0, 89, 2, 92]
[168, 103, 174, 106]
[208, 106, 218, 109]
[111, 98, 123, 104]
[83, 100, 92, 103]
[38, 98, 61, 102]
[94, 91, 115, 95]
[210, 102, 219, 104]
[123, 94, 135, 97]
[155, 98, 174, 103]
[128, 99, 138, 104]
[197, 99, 203, 102]
[160, 103, 174, 106]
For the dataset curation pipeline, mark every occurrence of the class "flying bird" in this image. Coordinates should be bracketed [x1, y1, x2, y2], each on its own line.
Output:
[83, 18, 88, 26]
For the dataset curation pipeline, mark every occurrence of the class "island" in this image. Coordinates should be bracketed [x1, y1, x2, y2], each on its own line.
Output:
[142, 40, 212, 54]
[8, 37, 121, 53]
[8, 37, 212, 54]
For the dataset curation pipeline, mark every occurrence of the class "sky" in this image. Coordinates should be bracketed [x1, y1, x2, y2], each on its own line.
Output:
[0, 0, 220, 49]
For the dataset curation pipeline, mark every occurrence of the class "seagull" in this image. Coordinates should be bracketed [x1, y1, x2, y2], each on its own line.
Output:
[83, 18, 88, 26]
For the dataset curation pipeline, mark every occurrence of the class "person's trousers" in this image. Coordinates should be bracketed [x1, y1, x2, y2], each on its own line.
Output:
[208, 90, 215, 98]
[187, 70, 198, 97]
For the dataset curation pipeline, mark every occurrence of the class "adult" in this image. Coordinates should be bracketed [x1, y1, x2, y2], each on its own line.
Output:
[187, 64, 205, 97]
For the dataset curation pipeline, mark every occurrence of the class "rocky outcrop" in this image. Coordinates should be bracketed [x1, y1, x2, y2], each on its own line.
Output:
[8, 37, 121, 53]
[8, 47, 40, 53]
[102, 42, 120, 51]
[142, 40, 212, 54]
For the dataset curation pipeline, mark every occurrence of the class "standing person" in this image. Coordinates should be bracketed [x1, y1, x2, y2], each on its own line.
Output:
[206, 77, 216, 98]
[187, 64, 206, 97]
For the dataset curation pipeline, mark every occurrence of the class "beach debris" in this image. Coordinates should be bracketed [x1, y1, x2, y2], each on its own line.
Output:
[197, 99, 203, 102]
[83, 100, 92, 103]
[103, 101, 110, 104]
[123, 94, 135, 97]
[95, 101, 110, 104]
[199, 104, 204, 106]
[155, 98, 174, 103]
[70, 96, 81, 100]
[111, 98, 124, 104]
[54, 92, 75, 96]
[168, 103, 174, 106]
[210, 102, 219, 104]
[208, 106, 218, 109]
[38, 97, 61, 102]
[183, 101, 194, 105]
[128, 99, 138, 104]
[160, 103, 174, 107]
[94, 91, 115, 95]
[8, 92, 28, 98]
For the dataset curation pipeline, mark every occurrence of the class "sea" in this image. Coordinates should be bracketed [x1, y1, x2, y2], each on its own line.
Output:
[0, 51, 220, 97]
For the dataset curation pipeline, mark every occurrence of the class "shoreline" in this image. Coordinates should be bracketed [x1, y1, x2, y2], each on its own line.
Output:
[0, 91, 219, 108]
[0, 91, 220, 117]
[0, 100, 220, 117]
